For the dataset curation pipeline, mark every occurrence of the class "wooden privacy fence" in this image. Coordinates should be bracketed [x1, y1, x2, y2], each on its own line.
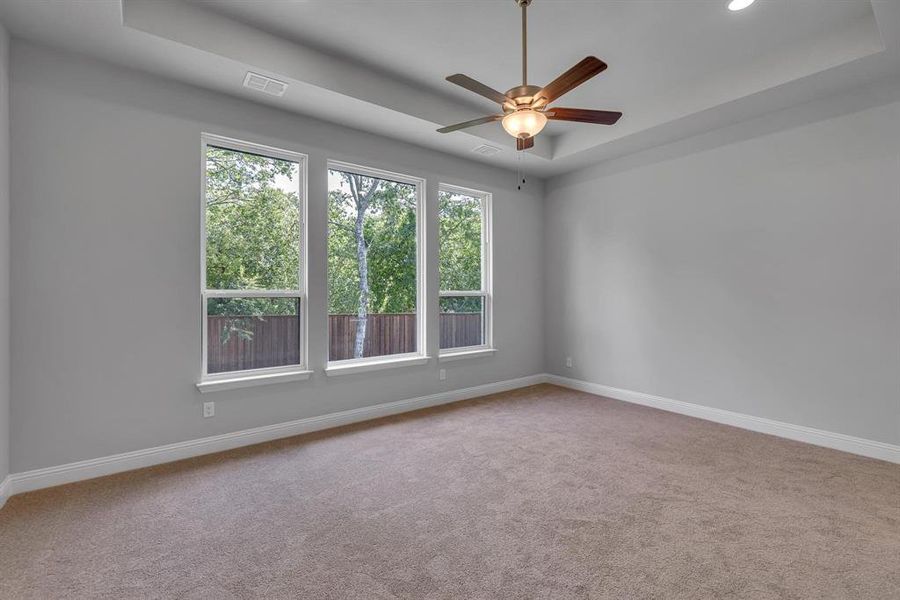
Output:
[207, 314, 300, 374]
[328, 313, 418, 360]
[207, 313, 482, 372]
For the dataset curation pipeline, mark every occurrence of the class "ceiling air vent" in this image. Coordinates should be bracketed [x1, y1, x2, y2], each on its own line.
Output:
[472, 144, 501, 156]
[243, 72, 288, 97]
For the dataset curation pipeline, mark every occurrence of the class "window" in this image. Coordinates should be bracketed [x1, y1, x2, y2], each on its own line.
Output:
[201, 135, 307, 381]
[327, 162, 425, 369]
[439, 184, 492, 354]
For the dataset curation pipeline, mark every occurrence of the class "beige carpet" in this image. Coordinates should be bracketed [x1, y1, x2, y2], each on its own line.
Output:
[0, 384, 898, 599]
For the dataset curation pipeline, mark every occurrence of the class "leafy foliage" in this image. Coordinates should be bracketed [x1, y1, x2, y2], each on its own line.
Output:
[439, 191, 483, 313]
[205, 146, 300, 317]
[439, 191, 482, 291]
[204, 149, 485, 333]
[327, 171, 418, 314]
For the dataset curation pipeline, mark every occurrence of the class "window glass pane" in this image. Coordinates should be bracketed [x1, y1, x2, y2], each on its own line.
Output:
[328, 168, 418, 361]
[205, 145, 301, 290]
[207, 297, 300, 373]
[439, 190, 482, 291]
[440, 296, 484, 350]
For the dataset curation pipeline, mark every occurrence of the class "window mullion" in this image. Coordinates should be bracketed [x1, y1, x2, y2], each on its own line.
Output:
[204, 289, 303, 298]
[439, 290, 487, 297]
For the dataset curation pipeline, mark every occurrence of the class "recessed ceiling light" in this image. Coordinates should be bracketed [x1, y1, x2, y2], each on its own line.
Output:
[728, 0, 756, 11]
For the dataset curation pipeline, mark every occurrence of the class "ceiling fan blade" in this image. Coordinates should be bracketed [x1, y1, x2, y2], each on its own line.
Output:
[516, 136, 534, 151]
[437, 115, 502, 134]
[546, 108, 622, 125]
[446, 74, 511, 106]
[534, 57, 608, 106]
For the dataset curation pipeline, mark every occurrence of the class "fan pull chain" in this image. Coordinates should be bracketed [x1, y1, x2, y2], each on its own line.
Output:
[517, 152, 520, 190]
[516, 151, 526, 191]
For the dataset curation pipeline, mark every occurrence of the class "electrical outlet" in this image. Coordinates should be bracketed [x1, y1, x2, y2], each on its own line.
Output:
[565, 356, 573, 368]
[439, 368, 447, 381]
[203, 401, 215, 418]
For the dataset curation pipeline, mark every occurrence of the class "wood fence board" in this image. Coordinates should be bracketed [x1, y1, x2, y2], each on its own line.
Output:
[208, 313, 482, 371]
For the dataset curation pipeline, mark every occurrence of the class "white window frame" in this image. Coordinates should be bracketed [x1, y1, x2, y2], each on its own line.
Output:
[325, 160, 428, 375]
[198, 133, 310, 390]
[438, 183, 494, 359]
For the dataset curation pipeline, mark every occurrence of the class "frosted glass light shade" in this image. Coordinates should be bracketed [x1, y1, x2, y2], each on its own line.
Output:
[502, 109, 547, 139]
[728, 0, 755, 11]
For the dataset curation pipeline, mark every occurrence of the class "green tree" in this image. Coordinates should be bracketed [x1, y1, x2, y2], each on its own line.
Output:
[439, 191, 483, 313]
[328, 172, 417, 357]
[206, 146, 300, 296]
[204, 150, 485, 355]
[205, 146, 300, 343]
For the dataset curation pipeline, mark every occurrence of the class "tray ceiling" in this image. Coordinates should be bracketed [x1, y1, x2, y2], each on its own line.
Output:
[1, 0, 898, 177]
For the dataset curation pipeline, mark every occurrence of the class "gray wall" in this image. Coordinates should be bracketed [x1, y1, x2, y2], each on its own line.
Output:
[544, 89, 900, 445]
[0, 24, 9, 483]
[9, 42, 545, 473]
[9, 37, 900, 476]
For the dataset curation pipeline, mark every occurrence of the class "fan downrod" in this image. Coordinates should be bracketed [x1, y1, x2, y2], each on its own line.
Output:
[516, 0, 532, 86]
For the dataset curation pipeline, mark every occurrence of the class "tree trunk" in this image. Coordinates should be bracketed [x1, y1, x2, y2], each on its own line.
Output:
[345, 173, 378, 360]
[354, 205, 369, 359]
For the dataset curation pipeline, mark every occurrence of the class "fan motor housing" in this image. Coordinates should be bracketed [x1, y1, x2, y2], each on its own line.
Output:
[505, 85, 542, 110]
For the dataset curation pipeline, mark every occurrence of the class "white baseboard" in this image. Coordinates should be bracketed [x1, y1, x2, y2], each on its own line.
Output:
[5, 372, 895, 506]
[545, 374, 900, 464]
[5, 374, 546, 499]
[0, 476, 10, 510]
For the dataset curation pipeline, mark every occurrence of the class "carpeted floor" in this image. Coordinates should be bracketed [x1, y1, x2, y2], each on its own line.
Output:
[0, 384, 898, 599]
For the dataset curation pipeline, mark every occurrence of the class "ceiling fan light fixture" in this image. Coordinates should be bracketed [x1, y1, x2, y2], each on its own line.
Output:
[728, 0, 755, 11]
[502, 109, 547, 139]
[437, 0, 622, 152]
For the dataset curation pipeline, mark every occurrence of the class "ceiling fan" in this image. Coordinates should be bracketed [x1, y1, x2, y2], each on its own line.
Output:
[437, 0, 622, 151]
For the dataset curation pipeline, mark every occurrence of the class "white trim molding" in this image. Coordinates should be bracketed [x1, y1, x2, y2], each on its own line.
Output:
[0, 476, 10, 510]
[196, 369, 313, 393]
[439, 348, 497, 362]
[545, 374, 900, 465]
[325, 355, 430, 376]
[5, 372, 895, 508]
[3, 374, 545, 499]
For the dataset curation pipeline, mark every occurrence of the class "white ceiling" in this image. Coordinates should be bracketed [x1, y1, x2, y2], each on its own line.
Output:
[1, 0, 899, 177]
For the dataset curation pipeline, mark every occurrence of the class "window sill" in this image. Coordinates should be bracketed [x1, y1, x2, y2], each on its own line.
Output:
[196, 369, 313, 393]
[439, 348, 497, 362]
[325, 355, 430, 377]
